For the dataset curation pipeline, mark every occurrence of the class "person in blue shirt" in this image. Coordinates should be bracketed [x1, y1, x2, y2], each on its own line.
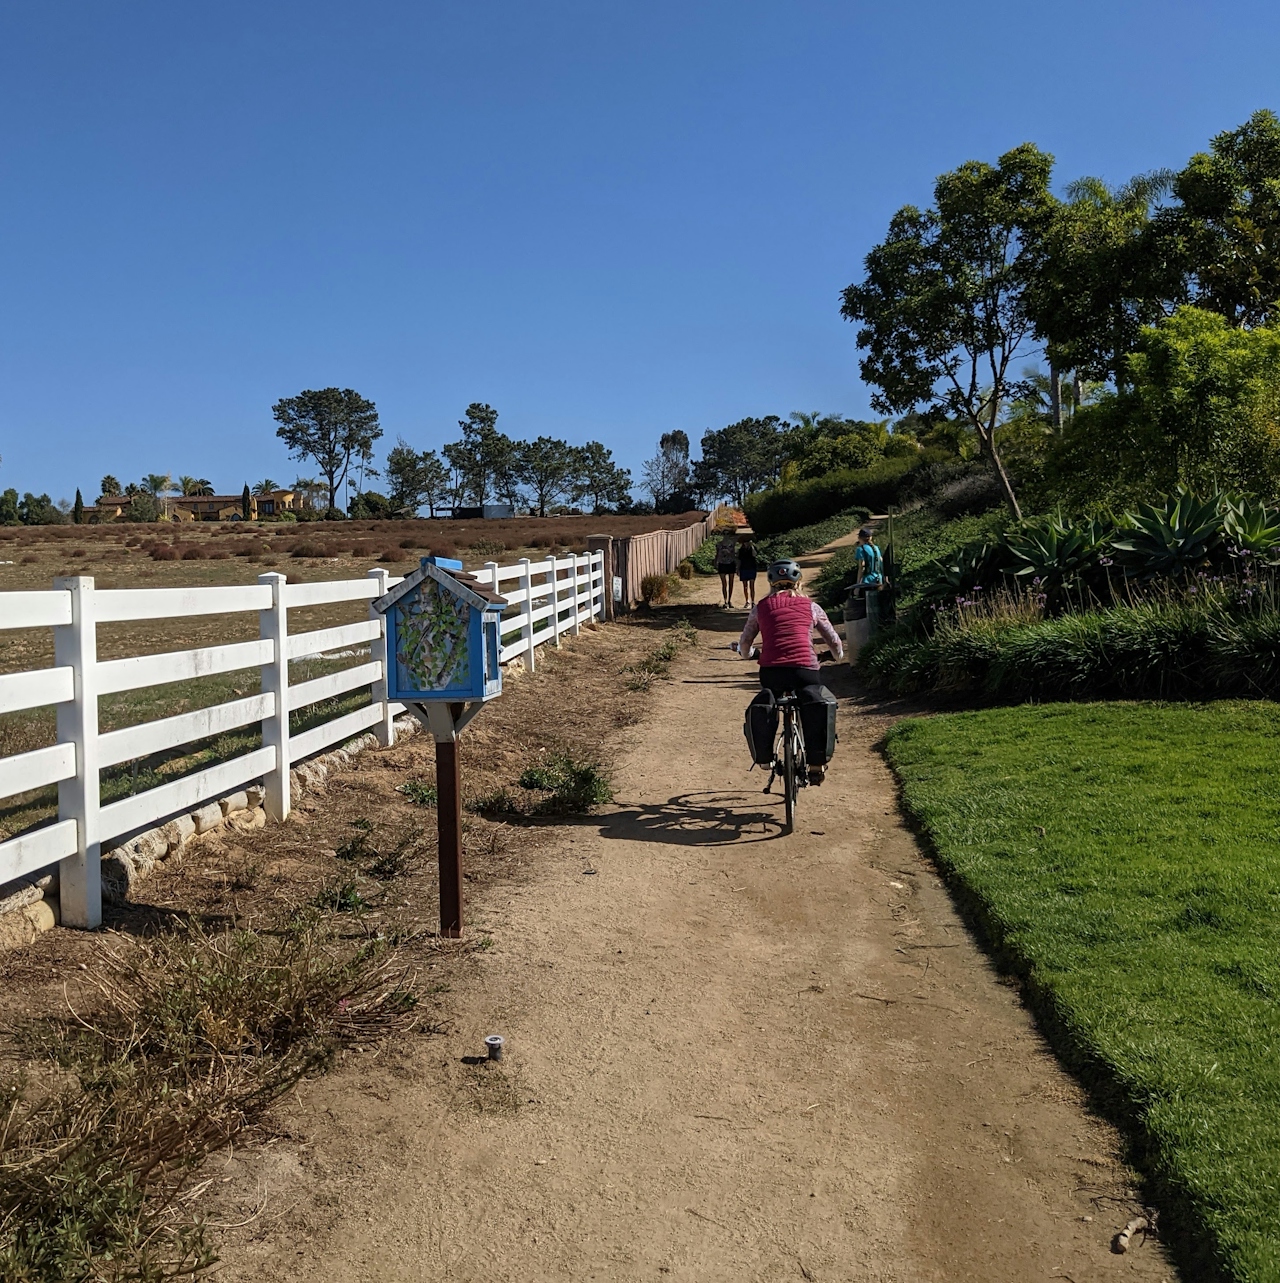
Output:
[853, 527, 883, 588]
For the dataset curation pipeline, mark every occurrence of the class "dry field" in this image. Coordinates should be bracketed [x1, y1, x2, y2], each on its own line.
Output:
[0, 513, 706, 843]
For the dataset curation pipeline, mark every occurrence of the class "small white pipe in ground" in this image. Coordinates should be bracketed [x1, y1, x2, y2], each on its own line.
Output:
[485, 1035, 505, 1062]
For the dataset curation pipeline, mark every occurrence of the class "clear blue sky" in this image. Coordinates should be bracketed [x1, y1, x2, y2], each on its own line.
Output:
[1, 0, 1277, 503]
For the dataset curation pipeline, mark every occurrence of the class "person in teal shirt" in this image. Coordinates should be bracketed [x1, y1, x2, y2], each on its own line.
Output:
[853, 527, 883, 587]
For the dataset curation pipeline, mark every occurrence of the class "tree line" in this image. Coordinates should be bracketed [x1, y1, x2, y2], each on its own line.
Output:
[840, 108, 1280, 517]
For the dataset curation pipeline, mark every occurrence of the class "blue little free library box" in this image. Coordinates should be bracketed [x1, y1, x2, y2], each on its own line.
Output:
[374, 557, 507, 703]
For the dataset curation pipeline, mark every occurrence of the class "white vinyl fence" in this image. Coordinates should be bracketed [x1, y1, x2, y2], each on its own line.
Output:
[0, 552, 604, 929]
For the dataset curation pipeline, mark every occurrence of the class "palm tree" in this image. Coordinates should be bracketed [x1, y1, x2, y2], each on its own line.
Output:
[252, 479, 279, 496]
[142, 473, 173, 497]
[293, 477, 325, 509]
[178, 476, 215, 496]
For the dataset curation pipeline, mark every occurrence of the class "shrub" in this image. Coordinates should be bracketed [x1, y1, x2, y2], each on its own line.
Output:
[677, 559, 694, 580]
[861, 583, 1280, 704]
[290, 540, 329, 559]
[689, 536, 719, 574]
[640, 572, 671, 604]
[469, 537, 507, 557]
[180, 545, 205, 560]
[149, 545, 180, 561]
[429, 539, 457, 559]
[744, 456, 922, 534]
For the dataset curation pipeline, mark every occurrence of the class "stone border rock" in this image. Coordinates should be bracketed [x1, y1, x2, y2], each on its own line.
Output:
[0, 715, 422, 949]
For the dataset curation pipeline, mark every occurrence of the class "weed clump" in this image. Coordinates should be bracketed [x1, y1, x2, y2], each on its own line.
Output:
[312, 880, 367, 914]
[0, 922, 418, 1281]
[518, 752, 612, 813]
[466, 788, 520, 816]
[398, 780, 437, 807]
[623, 620, 698, 691]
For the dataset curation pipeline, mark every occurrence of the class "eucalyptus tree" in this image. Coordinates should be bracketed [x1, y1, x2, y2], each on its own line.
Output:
[842, 143, 1058, 519]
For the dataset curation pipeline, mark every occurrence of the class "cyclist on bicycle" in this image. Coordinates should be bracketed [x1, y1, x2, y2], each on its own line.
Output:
[736, 559, 843, 783]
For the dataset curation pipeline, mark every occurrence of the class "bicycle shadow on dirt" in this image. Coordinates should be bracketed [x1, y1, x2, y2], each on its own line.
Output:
[594, 790, 785, 847]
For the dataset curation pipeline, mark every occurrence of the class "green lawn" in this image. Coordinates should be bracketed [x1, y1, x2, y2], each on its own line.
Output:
[885, 702, 1280, 1282]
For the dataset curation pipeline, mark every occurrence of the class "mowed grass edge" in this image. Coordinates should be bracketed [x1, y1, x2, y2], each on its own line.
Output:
[884, 702, 1280, 1283]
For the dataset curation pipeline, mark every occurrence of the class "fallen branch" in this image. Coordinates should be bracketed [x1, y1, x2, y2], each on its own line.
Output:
[1112, 1215, 1149, 1253]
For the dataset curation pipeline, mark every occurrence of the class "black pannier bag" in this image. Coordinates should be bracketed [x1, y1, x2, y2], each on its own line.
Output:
[744, 689, 778, 765]
[798, 685, 838, 765]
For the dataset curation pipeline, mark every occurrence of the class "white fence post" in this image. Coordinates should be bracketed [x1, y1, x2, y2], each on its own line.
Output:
[259, 571, 291, 822]
[367, 568, 394, 747]
[571, 555, 582, 635]
[519, 557, 536, 673]
[550, 557, 562, 648]
[54, 576, 101, 929]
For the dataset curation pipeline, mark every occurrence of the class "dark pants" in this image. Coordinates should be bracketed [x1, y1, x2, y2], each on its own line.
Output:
[759, 665, 821, 696]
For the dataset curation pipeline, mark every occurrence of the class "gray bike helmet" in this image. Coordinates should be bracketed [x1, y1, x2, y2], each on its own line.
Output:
[766, 559, 802, 586]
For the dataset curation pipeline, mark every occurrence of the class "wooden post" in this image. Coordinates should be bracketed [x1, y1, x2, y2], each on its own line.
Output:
[587, 536, 614, 621]
[258, 571, 291, 822]
[433, 707, 465, 938]
[54, 576, 101, 929]
[367, 567, 395, 747]
[519, 557, 536, 672]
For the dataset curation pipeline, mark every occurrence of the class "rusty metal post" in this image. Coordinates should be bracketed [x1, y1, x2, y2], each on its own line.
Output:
[435, 711, 464, 938]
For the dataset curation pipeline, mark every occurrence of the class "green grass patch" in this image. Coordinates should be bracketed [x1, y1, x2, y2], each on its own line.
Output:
[886, 701, 1280, 1281]
[754, 508, 870, 564]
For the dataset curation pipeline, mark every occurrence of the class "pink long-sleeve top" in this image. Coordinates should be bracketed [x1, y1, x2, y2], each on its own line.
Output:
[738, 592, 844, 668]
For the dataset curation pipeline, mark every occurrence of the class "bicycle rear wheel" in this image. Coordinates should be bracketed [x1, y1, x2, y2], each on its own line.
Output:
[783, 710, 796, 833]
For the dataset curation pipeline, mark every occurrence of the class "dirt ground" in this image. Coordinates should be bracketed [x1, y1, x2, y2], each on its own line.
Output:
[178, 573, 1178, 1283]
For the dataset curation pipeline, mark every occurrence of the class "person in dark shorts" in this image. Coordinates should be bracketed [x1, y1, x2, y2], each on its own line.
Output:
[714, 528, 738, 607]
[737, 534, 761, 608]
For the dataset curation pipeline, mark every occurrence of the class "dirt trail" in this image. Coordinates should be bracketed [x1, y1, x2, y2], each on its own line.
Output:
[221, 576, 1174, 1283]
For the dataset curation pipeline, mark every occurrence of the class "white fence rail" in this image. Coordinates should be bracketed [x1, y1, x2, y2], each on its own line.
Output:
[0, 552, 604, 928]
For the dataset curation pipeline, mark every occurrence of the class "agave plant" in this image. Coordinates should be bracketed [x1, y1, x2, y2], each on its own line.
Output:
[1222, 494, 1280, 563]
[1003, 514, 1109, 602]
[917, 539, 1002, 606]
[1111, 488, 1225, 579]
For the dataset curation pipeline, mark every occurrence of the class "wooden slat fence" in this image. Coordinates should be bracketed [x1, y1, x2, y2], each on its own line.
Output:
[0, 552, 605, 929]
[609, 512, 726, 609]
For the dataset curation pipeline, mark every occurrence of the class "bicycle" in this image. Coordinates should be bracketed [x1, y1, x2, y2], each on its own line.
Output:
[762, 692, 807, 834]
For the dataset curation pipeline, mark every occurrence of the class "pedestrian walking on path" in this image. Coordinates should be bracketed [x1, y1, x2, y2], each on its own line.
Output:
[714, 527, 738, 607]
